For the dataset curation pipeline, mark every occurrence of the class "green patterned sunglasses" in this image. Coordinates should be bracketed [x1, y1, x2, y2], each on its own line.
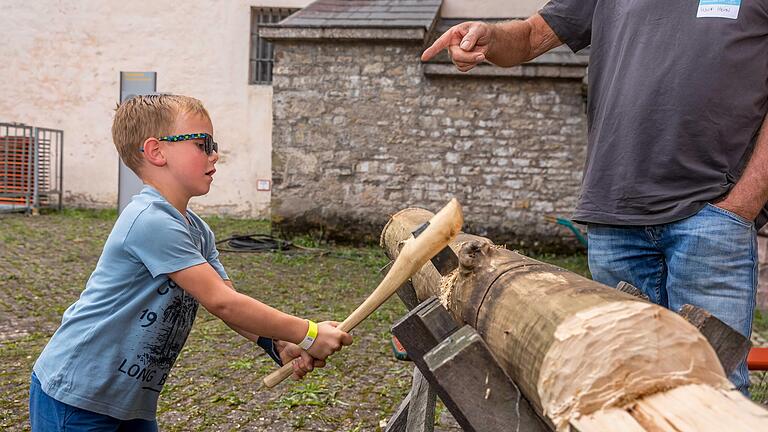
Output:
[140, 133, 219, 155]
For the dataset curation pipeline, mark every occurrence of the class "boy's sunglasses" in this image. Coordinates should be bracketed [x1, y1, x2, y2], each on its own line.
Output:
[140, 133, 219, 155]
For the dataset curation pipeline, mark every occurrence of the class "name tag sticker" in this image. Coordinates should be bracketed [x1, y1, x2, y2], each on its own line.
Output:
[697, 0, 741, 19]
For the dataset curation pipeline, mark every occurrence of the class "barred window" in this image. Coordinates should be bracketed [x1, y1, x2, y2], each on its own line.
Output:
[250, 7, 297, 84]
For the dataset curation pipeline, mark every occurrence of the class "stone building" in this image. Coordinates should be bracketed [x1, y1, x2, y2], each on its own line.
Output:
[262, 0, 589, 250]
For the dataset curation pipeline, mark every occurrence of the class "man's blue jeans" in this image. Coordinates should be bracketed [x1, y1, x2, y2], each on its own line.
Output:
[587, 203, 757, 394]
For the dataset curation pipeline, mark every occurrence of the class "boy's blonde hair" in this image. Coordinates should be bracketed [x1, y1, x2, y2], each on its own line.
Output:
[112, 94, 210, 174]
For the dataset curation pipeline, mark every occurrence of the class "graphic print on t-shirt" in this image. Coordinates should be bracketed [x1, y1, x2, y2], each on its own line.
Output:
[117, 279, 198, 393]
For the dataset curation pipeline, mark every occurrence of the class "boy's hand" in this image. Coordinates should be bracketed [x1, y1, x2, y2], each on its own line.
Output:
[275, 341, 326, 380]
[306, 321, 353, 360]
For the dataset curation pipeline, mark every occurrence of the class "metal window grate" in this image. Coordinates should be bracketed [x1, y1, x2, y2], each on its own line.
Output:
[0, 123, 63, 213]
[250, 7, 297, 85]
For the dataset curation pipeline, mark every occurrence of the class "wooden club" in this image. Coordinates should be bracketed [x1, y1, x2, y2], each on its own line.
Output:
[262, 198, 463, 388]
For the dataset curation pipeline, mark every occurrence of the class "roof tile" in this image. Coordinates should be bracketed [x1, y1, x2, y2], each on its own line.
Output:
[278, 0, 442, 29]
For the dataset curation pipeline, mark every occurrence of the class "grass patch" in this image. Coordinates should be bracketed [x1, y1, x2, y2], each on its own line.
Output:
[755, 309, 768, 334]
[41, 207, 118, 220]
[531, 252, 591, 278]
[1, 209, 766, 431]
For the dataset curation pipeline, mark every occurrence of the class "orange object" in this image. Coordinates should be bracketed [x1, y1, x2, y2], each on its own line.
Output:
[748, 347, 768, 371]
[0, 135, 34, 206]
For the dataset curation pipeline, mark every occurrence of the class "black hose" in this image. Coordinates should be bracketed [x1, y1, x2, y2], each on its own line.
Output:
[215, 234, 293, 253]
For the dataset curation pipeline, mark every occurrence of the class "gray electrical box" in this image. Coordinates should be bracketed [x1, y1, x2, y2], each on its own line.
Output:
[118, 72, 157, 214]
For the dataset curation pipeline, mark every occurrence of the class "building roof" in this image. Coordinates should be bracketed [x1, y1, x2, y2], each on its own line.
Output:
[280, 0, 442, 29]
[261, 1, 589, 74]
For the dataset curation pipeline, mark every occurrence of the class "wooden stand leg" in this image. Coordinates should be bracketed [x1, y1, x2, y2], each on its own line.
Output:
[678, 304, 752, 376]
[392, 297, 551, 432]
[425, 325, 551, 432]
[386, 227, 461, 430]
[386, 281, 439, 432]
[385, 391, 411, 432]
[385, 367, 435, 432]
[616, 281, 650, 301]
[405, 367, 436, 432]
[396, 280, 421, 311]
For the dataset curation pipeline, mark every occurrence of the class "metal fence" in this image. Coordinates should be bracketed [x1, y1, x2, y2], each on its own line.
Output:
[0, 123, 63, 213]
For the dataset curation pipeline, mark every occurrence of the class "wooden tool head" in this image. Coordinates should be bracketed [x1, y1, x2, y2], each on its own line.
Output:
[261, 198, 463, 389]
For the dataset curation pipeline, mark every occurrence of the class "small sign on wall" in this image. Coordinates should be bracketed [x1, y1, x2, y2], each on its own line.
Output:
[256, 179, 271, 191]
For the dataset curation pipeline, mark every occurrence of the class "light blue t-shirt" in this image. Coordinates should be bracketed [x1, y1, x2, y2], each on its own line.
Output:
[33, 186, 228, 420]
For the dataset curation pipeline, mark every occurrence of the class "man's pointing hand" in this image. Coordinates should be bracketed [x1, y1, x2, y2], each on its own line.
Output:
[421, 21, 493, 72]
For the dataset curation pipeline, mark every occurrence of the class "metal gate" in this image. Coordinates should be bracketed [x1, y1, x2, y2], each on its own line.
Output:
[0, 123, 63, 213]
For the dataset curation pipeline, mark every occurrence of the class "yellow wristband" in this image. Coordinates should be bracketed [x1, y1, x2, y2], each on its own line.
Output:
[298, 320, 318, 350]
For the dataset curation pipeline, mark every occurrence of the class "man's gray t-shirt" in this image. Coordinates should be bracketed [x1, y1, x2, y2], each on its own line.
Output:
[33, 186, 228, 420]
[540, 0, 768, 227]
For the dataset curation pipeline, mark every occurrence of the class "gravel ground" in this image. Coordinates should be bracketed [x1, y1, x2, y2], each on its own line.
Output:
[0, 209, 766, 431]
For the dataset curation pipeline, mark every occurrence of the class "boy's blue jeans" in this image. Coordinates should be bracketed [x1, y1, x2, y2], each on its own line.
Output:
[587, 203, 757, 395]
[29, 372, 157, 432]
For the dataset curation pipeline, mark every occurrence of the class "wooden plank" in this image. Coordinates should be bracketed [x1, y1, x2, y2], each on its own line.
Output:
[384, 367, 436, 432]
[616, 281, 650, 301]
[424, 325, 551, 432]
[385, 390, 411, 432]
[392, 298, 475, 430]
[405, 367, 436, 432]
[678, 304, 752, 376]
[387, 296, 454, 432]
[396, 279, 420, 311]
[391, 297, 460, 364]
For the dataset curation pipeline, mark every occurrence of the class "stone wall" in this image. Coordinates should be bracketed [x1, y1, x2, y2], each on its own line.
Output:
[271, 40, 588, 251]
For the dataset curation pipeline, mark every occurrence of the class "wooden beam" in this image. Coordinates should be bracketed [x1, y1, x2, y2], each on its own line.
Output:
[380, 206, 768, 431]
[613, 283, 750, 376]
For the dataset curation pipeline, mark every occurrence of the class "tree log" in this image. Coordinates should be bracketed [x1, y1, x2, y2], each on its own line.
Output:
[381, 207, 768, 431]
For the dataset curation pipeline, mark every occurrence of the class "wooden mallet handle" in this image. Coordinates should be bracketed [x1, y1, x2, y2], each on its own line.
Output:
[262, 198, 463, 388]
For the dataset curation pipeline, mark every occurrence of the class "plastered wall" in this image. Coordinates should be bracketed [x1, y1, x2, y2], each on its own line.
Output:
[0, 0, 310, 216]
[441, 0, 547, 18]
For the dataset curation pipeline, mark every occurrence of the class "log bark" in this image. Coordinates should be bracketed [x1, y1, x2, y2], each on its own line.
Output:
[381, 207, 768, 431]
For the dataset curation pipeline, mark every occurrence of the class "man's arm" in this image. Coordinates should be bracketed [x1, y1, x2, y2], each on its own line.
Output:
[717, 115, 768, 221]
[421, 14, 562, 72]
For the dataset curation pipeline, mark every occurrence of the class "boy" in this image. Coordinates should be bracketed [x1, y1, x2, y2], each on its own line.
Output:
[29, 94, 352, 431]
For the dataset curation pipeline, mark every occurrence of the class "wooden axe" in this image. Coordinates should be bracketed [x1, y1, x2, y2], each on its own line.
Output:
[262, 198, 463, 388]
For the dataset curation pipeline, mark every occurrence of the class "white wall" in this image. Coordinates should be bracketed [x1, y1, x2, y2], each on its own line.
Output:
[0, 0, 310, 216]
[0, 0, 533, 216]
[441, 0, 547, 18]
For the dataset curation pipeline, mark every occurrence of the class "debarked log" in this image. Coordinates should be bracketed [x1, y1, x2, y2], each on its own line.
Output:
[380, 207, 768, 431]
